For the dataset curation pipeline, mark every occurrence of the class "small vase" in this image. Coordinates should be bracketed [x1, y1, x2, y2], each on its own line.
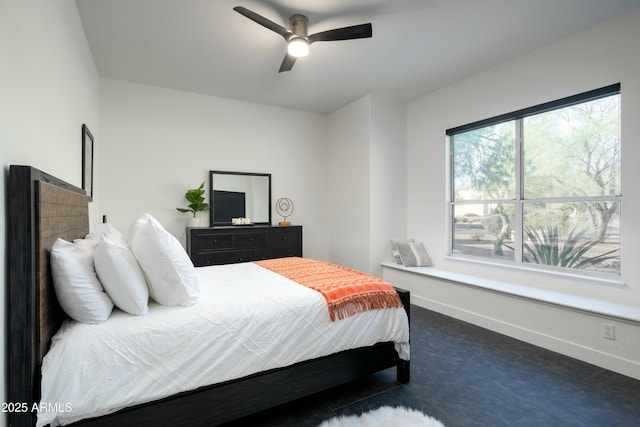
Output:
[187, 217, 201, 227]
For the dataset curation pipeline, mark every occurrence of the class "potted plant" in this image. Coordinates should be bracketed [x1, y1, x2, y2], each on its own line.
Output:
[177, 182, 209, 227]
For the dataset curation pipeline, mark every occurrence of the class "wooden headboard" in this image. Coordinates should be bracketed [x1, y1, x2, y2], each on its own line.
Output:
[8, 165, 89, 427]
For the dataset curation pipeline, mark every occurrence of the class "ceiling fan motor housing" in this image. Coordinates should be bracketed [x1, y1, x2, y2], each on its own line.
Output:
[289, 14, 308, 37]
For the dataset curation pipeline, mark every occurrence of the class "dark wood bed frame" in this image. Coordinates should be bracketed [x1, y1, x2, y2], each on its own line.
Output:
[7, 165, 410, 427]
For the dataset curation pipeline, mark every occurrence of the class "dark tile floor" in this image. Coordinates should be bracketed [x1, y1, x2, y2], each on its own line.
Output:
[223, 305, 640, 427]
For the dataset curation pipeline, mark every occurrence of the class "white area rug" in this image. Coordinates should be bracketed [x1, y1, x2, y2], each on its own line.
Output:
[318, 406, 445, 427]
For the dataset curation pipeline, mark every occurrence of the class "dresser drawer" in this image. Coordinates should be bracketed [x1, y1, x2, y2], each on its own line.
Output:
[269, 229, 300, 249]
[254, 247, 301, 260]
[232, 232, 267, 248]
[191, 233, 233, 251]
[192, 250, 252, 266]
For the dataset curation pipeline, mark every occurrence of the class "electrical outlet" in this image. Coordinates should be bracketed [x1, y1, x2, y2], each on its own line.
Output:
[602, 323, 616, 340]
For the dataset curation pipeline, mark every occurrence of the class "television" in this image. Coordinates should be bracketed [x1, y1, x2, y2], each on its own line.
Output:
[213, 190, 246, 222]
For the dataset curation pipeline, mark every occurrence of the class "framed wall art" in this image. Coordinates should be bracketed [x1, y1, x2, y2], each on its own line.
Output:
[82, 124, 94, 201]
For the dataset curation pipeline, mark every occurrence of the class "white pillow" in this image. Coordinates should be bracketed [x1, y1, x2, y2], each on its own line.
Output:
[396, 241, 433, 267]
[99, 226, 128, 246]
[391, 239, 415, 264]
[73, 232, 100, 250]
[50, 238, 114, 323]
[94, 232, 149, 315]
[129, 213, 199, 306]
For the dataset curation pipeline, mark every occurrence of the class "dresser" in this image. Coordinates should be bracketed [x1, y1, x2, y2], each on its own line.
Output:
[187, 225, 302, 266]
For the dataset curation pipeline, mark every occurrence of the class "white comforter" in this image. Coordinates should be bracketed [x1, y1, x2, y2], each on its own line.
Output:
[38, 262, 410, 426]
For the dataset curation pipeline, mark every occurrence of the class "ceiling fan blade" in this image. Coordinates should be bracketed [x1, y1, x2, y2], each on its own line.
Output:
[308, 23, 372, 44]
[233, 6, 293, 40]
[278, 53, 297, 73]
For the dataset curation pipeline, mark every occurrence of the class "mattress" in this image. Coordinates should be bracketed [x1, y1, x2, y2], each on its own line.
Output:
[38, 262, 410, 426]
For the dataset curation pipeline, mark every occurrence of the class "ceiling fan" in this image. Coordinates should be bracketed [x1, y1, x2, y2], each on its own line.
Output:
[233, 6, 372, 73]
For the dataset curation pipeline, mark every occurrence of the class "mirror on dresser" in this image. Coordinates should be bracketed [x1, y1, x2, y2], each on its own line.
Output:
[209, 170, 271, 226]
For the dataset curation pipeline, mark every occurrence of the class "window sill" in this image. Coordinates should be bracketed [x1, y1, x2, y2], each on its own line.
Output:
[444, 255, 625, 288]
[381, 262, 640, 324]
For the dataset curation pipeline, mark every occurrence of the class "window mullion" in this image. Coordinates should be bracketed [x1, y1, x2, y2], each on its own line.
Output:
[514, 119, 523, 265]
[447, 136, 454, 256]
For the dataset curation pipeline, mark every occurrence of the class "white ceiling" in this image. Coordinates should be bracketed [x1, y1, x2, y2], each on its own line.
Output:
[76, 0, 640, 114]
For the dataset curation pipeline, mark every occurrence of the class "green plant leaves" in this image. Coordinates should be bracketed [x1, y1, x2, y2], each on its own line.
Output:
[177, 182, 210, 217]
[523, 225, 618, 270]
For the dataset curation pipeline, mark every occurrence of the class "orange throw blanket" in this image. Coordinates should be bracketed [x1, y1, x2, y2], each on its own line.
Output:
[254, 257, 403, 321]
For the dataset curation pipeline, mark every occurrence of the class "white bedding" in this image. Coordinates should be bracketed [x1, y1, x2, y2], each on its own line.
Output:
[38, 262, 410, 426]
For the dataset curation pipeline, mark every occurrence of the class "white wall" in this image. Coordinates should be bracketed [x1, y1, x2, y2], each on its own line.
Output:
[0, 0, 100, 424]
[327, 95, 407, 275]
[98, 78, 330, 259]
[404, 9, 640, 378]
[369, 96, 407, 276]
[327, 97, 372, 271]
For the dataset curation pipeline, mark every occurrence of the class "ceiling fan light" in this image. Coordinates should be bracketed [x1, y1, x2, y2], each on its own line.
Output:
[287, 38, 309, 57]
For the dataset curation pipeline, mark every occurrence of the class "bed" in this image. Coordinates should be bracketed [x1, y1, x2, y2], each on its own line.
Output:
[7, 165, 410, 427]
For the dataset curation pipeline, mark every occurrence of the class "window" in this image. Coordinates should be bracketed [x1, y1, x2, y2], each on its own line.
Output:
[447, 84, 621, 276]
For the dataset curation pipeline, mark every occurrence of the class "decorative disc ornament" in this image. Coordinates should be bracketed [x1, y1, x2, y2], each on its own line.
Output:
[276, 198, 294, 226]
